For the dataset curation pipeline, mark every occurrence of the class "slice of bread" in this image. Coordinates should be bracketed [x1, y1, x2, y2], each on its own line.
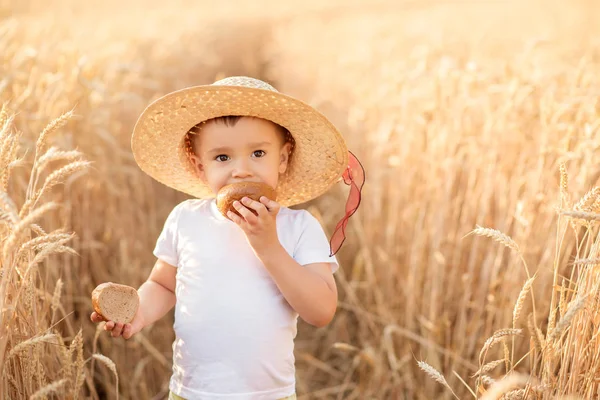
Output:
[92, 282, 139, 324]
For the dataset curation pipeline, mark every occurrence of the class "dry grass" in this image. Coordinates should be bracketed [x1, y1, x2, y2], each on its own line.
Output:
[0, 111, 92, 397]
[419, 187, 600, 398]
[2, 0, 600, 399]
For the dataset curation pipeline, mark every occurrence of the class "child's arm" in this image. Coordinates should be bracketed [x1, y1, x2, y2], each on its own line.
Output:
[91, 259, 177, 339]
[260, 247, 337, 327]
[227, 196, 338, 327]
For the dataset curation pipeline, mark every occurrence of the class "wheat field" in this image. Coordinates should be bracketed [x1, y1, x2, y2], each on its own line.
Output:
[2, 0, 600, 399]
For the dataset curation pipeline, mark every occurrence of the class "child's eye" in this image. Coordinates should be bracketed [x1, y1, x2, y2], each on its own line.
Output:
[252, 150, 266, 158]
[215, 155, 229, 162]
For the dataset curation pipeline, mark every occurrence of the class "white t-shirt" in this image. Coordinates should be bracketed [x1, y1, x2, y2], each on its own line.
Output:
[153, 199, 338, 400]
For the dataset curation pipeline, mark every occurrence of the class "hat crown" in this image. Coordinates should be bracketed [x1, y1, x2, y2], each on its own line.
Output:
[212, 76, 278, 92]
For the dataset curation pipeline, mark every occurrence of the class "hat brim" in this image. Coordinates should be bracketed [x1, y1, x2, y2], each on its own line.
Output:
[131, 85, 348, 207]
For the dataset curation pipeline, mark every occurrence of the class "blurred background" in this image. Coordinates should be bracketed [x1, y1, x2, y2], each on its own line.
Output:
[2, 0, 600, 399]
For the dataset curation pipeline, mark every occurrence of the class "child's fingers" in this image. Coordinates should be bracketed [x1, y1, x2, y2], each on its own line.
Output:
[227, 210, 244, 225]
[260, 196, 280, 214]
[104, 320, 115, 330]
[91, 312, 104, 323]
[123, 324, 132, 339]
[111, 322, 124, 337]
[233, 201, 258, 223]
[241, 197, 268, 216]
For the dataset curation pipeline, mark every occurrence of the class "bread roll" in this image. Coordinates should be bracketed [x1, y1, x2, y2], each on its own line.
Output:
[92, 282, 139, 324]
[216, 182, 277, 218]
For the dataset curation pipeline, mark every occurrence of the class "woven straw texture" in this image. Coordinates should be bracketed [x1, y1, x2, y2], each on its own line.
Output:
[131, 76, 348, 207]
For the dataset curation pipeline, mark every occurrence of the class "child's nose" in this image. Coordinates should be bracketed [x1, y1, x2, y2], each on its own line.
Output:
[231, 161, 253, 178]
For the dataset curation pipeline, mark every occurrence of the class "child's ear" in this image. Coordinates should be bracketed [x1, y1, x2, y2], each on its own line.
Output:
[278, 142, 292, 174]
[189, 154, 206, 181]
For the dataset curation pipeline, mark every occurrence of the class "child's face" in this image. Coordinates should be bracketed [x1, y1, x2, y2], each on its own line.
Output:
[189, 117, 292, 196]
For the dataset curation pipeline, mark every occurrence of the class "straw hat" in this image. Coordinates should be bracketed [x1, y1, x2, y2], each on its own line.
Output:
[131, 76, 349, 207]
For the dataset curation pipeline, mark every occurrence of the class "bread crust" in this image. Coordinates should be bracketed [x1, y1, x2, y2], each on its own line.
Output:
[91, 282, 110, 321]
[216, 182, 277, 218]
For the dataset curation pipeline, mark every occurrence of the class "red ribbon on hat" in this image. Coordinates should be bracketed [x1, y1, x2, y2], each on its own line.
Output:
[329, 151, 365, 256]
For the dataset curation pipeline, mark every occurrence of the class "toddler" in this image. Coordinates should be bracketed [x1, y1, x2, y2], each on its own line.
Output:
[90, 77, 364, 400]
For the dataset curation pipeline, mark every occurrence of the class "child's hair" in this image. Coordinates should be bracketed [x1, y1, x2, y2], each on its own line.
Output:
[184, 116, 295, 160]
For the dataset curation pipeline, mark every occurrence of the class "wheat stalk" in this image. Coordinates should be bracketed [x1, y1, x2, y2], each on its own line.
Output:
[473, 359, 505, 378]
[574, 186, 600, 212]
[572, 257, 600, 266]
[560, 210, 600, 221]
[2, 202, 59, 258]
[0, 103, 9, 128]
[19, 160, 90, 219]
[503, 341, 510, 372]
[30, 223, 47, 235]
[6, 373, 20, 395]
[0, 190, 18, 224]
[531, 383, 550, 393]
[513, 276, 536, 327]
[558, 279, 567, 319]
[57, 337, 73, 392]
[35, 110, 74, 158]
[69, 329, 83, 359]
[50, 278, 63, 323]
[549, 295, 588, 342]
[481, 375, 497, 386]
[7, 333, 59, 358]
[480, 374, 530, 400]
[588, 196, 600, 213]
[501, 388, 526, 400]
[480, 329, 523, 363]
[70, 329, 85, 399]
[528, 314, 545, 351]
[30, 378, 67, 399]
[0, 129, 20, 192]
[560, 163, 570, 207]
[22, 243, 77, 278]
[35, 147, 85, 175]
[91, 354, 119, 400]
[18, 231, 73, 255]
[0, 113, 15, 156]
[417, 360, 460, 399]
[467, 226, 520, 253]
[0, 211, 12, 225]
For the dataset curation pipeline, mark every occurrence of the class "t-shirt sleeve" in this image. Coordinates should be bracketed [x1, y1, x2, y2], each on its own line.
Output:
[293, 210, 339, 273]
[153, 202, 184, 267]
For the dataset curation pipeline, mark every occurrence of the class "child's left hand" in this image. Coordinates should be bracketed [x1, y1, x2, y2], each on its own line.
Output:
[227, 196, 281, 256]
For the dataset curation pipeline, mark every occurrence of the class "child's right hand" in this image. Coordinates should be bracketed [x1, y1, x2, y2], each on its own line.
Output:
[90, 307, 145, 339]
